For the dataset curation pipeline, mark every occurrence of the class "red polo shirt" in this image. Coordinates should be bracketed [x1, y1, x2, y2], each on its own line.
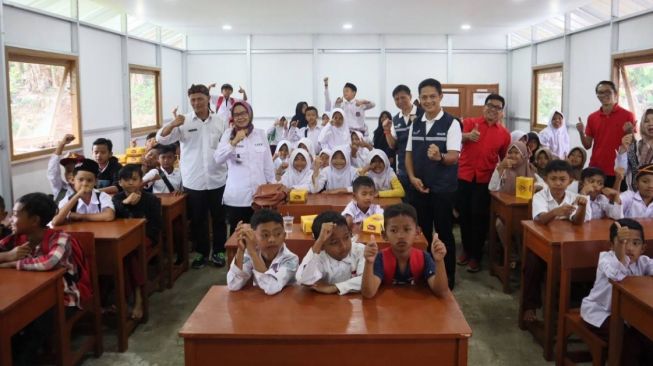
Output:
[458, 116, 511, 184]
[585, 104, 636, 176]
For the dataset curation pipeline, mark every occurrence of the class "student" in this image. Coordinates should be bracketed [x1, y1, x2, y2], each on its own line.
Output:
[510, 130, 528, 144]
[211, 83, 248, 121]
[621, 164, 653, 218]
[359, 149, 405, 198]
[295, 137, 315, 159]
[539, 110, 570, 159]
[580, 219, 653, 366]
[567, 147, 587, 181]
[295, 211, 366, 294]
[341, 176, 384, 228]
[287, 106, 321, 155]
[226, 209, 299, 295]
[140, 148, 160, 192]
[323, 76, 332, 113]
[522, 160, 590, 322]
[273, 140, 292, 173]
[616, 108, 653, 191]
[214, 101, 275, 234]
[52, 159, 115, 226]
[372, 110, 396, 169]
[144, 144, 183, 194]
[350, 130, 372, 168]
[360, 203, 449, 298]
[321, 112, 330, 127]
[312, 146, 358, 194]
[578, 167, 623, 220]
[319, 149, 332, 169]
[92, 138, 123, 194]
[0, 195, 11, 240]
[318, 108, 351, 151]
[48, 134, 84, 204]
[488, 141, 534, 194]
[577, 80, 637, 189]
[290, 101, 308, 129]
[526, 132, 541, 162]
[533, 147, 557, 187]
[267, 116, 289, 152]
[334, 82, 375, 136]
[279, 148, 312, 191]
[0, 192, 91, 365]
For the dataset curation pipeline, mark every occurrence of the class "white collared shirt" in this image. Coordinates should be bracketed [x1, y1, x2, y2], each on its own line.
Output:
[227, 244, 299, 295]
[58, 189, 114, 214]
[143, 168, 183, 193]
[156, 112, 228, 191]
[287, 125, 322, 155]
[214, 128, 276, 207]
[590, 194, 623, 220]
[580, 251, 653, 327]
[295, 242, 366, 295]
[391, 105, 418, 139]
[532, 186, 591, 221]
[336, 98, 375, 133]
[405, 110, 462, 152]
[621, 190, 653, 218]
[341, 201, 384, 224]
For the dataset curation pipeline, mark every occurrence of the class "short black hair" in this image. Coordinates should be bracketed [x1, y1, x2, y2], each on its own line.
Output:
[418, 78, 443, 95]
[73, 159, 99, 177]
[352, 176, 376, 193]
[221, 83, 233, 91]
[527, 132, 540, 144]
[636, 163, 653, 181]
[118, 164, 143, 180]
[187, 84, 210, 96]
[17, 192, 57, 228]
[610, 218, 644, 243]
[392, 84, 411, 97]
[305, 106, 318, 115]
[0, 195, 5, 212]
[146, 132, 157, 140]
[485, 93, 505, 109]
[344, 82, 357, 93]
[156, 144, 177, 155]
[580, 167, 606, 182]
[92, 138, 113, 152]
[311, 211, 348, 240]
[251, 209, 283, 229]
[544, 159, 572, 176]
[383, 203, 418, 225]
[595, 80, 617, 94]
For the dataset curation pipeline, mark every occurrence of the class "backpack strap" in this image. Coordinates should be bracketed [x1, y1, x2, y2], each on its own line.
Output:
[158, 168, 176, 193]
[381, 247, 425, 285]
[54, 188, 67, 205]
[96, 191, 102, 212]
[216, 96, 227, 111]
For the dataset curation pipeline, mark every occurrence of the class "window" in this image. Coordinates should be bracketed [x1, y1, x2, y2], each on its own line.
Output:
[129, 65, 161, 135]
[618, 0, 653, 17]
[128, 15, 159, 42]
[509, 27, 532, 49]
[6, 47, 81, 161]
[79, 0, 123, 32]
[161, 28, 186, 49]
[6, 0, 72, 18]
[534, 15, 565, 41]
[532, 65, 563, 129]
[613, 51, 653, 122]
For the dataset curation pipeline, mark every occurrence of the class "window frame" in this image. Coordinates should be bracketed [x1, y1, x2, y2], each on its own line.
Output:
[531, 63, 564, 131]
[612, 48, 653, 118]
[128, 64, 162, 136]
[5, 46, 82, 162]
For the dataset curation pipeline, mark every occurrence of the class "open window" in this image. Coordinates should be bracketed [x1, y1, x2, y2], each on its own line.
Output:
[613, 50, 653, 122]
[531, 64, 563, 129]
[129, 65, 162, 136]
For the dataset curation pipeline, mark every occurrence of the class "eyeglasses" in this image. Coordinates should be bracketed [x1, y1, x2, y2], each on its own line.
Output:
[233, 111, 249, 118]
[485, 104, 503, 111]
[596, 90, 614, 96]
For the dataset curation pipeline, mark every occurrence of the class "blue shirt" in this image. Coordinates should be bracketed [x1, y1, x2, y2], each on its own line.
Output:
[372, 250, 436, 285]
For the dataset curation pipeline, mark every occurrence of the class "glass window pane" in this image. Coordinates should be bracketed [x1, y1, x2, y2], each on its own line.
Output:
[536, 69, 563, 126]
[8, 60, 77, 156]
[618, 0, 653, 17]
[510, 28, 531, 48]
[79, 0, 122, 32]
[130, 71, 158, 130]
[535, 15, 565, 41]
[161, 28, 186, 49]
[618, 61, 653, 121]
[7, 0, 72, 18]
[128, 15, 159, 41]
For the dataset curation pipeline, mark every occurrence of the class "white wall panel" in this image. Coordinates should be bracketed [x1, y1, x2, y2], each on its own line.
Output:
[449, 53, 507, 89]
[316, 35, 381, 49]
[161, 48, 184, 121]
[509, 46, 532, 119]
[384, 53, 448, 110]
[452, 34, 506, 49]
[4, 6, 71, 53]
[252, 35, 312, 49]
[128, 38, 157, 66]
[384, 35, 447, 49]
[187, 54, 249, 109]
[536, 38, 564, 65]
[187, 35, 247, 50]
[618, 13, 653, 52]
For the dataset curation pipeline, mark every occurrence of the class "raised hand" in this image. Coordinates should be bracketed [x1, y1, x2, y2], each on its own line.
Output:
[364, 235, 379, 263]
[314, 222, 335, 252]
[614, 221, 629, 264]
[232, 129, 248, 145]
[238, 85, 246, 94]
[430, 233, 447, 262]
[172, 107, 185, 127]
[382, 117, 392, 131]
[427, 144, 441, 161]
[623, 122, 634, 135]
[60, 134, 75, 146]
[576, 117, 585, 134]
[469, 123, 481, 142]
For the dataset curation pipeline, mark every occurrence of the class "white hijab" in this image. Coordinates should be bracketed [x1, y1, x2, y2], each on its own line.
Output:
[274, 140, 292, 156]
[366, 149, 393, 190]
[510, 130, 527, 144]
[281, 148, 312, 189]
[538, 110, 570, 159]
[318, 108, 351, 150]
[325, 145, 357, 189]
[296, 137, 315, 157]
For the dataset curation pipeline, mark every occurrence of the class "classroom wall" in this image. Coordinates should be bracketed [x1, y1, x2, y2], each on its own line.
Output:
[186, 34, 508, 133]
[1, 5, 185, 200]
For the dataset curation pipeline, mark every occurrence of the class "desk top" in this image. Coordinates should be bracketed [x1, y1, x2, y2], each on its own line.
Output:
[54, 218, 145, 240]
[155, 193, 186, 206]
[490, 191, 531, 206]
[522, 218, 653, 246]
[285, 194, 401, 209]
[612, 276, 653, 311]
[179, 285, 471, 340]
[0, 268, 65, 314]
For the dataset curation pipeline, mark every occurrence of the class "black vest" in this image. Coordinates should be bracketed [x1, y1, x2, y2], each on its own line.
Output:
[393, 113, 411, 175]
[410, 112, 458, 193]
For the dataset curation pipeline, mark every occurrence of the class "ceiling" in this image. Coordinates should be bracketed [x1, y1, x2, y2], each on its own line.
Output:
[98, 0, 592, 36]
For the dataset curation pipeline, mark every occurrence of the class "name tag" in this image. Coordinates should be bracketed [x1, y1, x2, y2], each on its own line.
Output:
[188, 128, 198, 132]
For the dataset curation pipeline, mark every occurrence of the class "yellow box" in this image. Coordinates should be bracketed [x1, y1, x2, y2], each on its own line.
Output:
[516, 176, 534, 200]
[125, 147, 146, 157]
[289, 189, 308, 203]
[301, 214, 317, 234]
[115, 154, 127, 164]
[362, 214, 384, 235]
[126, 156, 142, 164]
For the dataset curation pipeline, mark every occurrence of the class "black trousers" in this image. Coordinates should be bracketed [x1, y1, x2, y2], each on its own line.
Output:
[184, 186, 227, 257]
[585, 317, 653, 366]
[411, 190, 456, 289]
[397, 172, 413, 204]
[225, 205, 255, 235]
[457, 179, 490, 262]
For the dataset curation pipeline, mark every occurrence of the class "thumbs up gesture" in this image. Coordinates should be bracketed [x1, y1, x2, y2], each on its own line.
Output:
[469, 123, 481, 142]
[172, 107, 185, 127]
[576, 117, 585, 134]
[430, 233, 447, 262]
[364, 235, 379, 263]
[623, 122, 634, 135]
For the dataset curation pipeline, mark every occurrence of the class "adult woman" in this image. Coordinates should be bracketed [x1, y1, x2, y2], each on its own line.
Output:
[616, 108, 653, 190]
[372, 111, 396, 169]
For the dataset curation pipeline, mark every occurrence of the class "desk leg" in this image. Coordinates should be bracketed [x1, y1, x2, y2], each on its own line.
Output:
[518, 229, 530, 330]
[115, 246, 129, 352]
[53, 280, 68, 366]
[180, 208, 189, 273]
[503, 210, 513, 294]
[165, 214, 175, 288]
[488, 199, 498, 275]
[542, 247, 559, 361]
[608, 288, 624, 366]
[139, 231, 149, 323]
[0, 327, 11, 366]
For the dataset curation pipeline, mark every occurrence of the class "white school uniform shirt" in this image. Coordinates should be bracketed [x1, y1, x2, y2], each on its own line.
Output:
[143, 168, 183, 193]
[214, 128, 276, 207]
[589, 194, 623, 220]
[391, 105, 418, 139]
[47, 153, 74, 197]
[341, 201, 384, 224]
[405, 110, 462, 152]
[580, 251, 653, 327]
[336, 99, 375, 134]
[531, 186, 591, 221]
[57, 189, 115, 215]
[156, 112, 227, 191]
[287, 125, 322, 155]
[295, 242, 366, 295]
[212, 95, 244, 121]
[226, 244, 299, 295]
[621, 190, 653, 218]
[318, 124, 351, 151]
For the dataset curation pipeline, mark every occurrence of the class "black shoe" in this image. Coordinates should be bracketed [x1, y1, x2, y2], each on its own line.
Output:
[191, 255, 206, 269]
[210, 252, 226, 267]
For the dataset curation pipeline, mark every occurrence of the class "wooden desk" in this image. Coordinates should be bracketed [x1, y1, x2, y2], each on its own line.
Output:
[179, 286, 471, 366]
[487, 191, 530, 293]
[226, 223, 428, 266]
[281, 194, 401, 213]
[608, 276, 653, 366]
[0, 269, 66, 366]
[156, 193, 189, 288]
[55, 219, 147, 352]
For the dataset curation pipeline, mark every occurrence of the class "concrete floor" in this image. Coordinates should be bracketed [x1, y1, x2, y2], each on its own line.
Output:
[82, 237, 555, 366]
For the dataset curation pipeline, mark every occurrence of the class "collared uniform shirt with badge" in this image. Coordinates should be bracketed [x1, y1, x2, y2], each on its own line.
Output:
[295, 242, 366, 295]
[227, 244, 299, 295]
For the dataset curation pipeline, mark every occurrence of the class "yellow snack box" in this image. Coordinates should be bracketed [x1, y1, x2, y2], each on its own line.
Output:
[301, 214, 317, 234]
[126, 156, 142, 164]
[125, 147, 146, 157]
[362, 214, 384, 235]
[516, 176, 534, 200]
[289, 189, 308, 203]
